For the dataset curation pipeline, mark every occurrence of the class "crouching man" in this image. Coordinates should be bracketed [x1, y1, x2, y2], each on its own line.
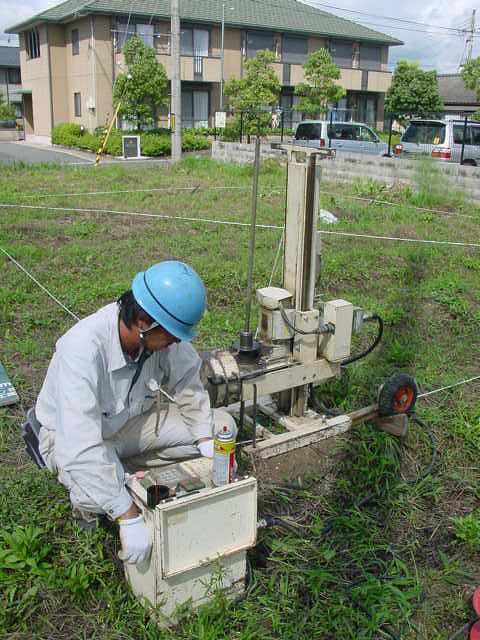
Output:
[35, 260, 235, 565]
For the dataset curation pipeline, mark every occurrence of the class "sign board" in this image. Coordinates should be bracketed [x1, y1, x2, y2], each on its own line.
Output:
[215, 111, 227, 129]
[0, 362, 19, 407]
[122, 135, 141, 159]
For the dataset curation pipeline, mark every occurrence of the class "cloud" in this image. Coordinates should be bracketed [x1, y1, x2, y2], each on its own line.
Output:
[0, 0, 58, 42]
[304, 0, 478, 73]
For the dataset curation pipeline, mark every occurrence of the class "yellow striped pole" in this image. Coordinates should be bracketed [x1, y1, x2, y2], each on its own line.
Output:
[95, 102, 122, 166]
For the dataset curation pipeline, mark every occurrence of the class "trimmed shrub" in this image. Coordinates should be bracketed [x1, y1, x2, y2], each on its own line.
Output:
[51, 123, 210, 157]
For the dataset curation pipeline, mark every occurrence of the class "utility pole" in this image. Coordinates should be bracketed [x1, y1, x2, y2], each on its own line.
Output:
[171, 0, 182, 161]
[460, 9, 477, 68]
[467, 9, 477, 63]
[220, 2, 225, 110]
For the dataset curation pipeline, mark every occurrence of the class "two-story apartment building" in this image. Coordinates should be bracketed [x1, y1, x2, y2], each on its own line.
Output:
[0, 46, 22, 117]
[6, 0, 402, 142]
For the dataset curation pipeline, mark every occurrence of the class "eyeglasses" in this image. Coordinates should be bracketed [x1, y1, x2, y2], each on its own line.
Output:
[141, 321, 160, 334]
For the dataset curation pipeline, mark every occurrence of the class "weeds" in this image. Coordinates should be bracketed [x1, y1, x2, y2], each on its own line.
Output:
[0, 157, 479, 638]
[452, 513, 480, 551]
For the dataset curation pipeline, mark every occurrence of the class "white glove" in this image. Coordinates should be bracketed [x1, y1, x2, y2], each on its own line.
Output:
[198, 439, 214, 458]
[118, 514, 151, 565]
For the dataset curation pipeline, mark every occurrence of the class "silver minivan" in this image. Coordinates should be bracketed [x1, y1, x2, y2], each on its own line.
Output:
[395, 119, 480, 165]
[294, 120, 388, 155]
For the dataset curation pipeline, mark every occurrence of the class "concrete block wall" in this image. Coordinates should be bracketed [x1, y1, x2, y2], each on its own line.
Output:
[211, 142, 480, 202]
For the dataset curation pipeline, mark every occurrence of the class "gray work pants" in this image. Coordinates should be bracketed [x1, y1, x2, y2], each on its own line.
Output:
[40, 405, 236, 515]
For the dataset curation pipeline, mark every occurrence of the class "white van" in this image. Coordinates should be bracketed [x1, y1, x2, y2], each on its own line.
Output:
[395, 119, 480, 165]
[294, 120, 388, 156]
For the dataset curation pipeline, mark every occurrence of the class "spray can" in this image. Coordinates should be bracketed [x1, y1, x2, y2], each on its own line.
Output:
[212, 425, 236, 486]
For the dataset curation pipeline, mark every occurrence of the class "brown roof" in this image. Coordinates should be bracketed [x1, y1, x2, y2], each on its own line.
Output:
[438, 74, 480, 107]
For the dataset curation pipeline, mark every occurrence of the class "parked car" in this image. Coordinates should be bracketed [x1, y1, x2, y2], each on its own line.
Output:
[294, 120, 389, 155]
[394, 119, 480, 165]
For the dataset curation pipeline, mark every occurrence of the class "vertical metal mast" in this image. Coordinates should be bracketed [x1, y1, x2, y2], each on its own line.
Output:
[171, 0, 182, 161]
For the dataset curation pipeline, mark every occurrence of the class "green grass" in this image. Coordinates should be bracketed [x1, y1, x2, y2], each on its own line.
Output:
[1, 156, 480, 638]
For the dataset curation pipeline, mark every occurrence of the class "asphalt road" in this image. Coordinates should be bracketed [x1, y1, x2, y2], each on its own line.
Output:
[0, 142, 92, 165]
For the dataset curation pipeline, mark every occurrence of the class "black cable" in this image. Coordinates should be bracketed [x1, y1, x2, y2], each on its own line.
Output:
[279, 303, 334, 336]
[342, 314, 384, 365]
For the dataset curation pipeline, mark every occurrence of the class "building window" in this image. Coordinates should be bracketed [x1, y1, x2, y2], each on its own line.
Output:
[182, 89, 209, 128]
[246, 31, 275, 58]
[26, 28, 41, 59]
[352, 43, 360, 69]
[282, 36, 307, 65]
[181, 27, 209, 57]
[359, 45, 381, 71]
[330, 40, 353, 68]
[74, 92, 82, 117]
[7, 69, 21, 84]
[136, 24, 154, 48]
[72, 29, 80, 55]
[115, 17, 156, 51]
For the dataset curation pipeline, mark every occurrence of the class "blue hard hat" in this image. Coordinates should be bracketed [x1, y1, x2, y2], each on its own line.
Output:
[132, 261, 206, 341]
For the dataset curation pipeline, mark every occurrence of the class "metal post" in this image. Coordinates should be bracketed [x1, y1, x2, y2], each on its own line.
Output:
[282, 148, 321, 416]
[240, 111, 243, 143]
[220, 2, 225, 111]
[171, 0, 182, 161]
[281, 109, 285, 143]
[460, 115, 468, 165]
[387, 116, 393, 157]
[244, 135, 261, 334]
[328, 110, 333, 148]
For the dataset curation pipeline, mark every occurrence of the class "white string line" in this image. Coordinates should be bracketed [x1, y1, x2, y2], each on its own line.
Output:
[418, 375, 480, 399]
[319, 229, 480, 249]
[0, 202, 282, 230]
[321, 190, 477, 220]
[16, 186, 252, 199]
[0, 247, 80, 322]
[6, 186, 477, 219]
[2, 244, 480, 402]
[1, 202, 479, 249]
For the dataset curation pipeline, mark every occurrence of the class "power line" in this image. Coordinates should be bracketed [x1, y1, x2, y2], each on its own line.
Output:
[244, 0, 469, 39]
[302, 0, 468, 33]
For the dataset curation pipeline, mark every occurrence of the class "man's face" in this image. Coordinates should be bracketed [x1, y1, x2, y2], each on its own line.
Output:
[137, 320, 180, 351]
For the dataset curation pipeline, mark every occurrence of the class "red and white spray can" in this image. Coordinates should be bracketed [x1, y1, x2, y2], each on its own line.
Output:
[212, 425, 236, 486]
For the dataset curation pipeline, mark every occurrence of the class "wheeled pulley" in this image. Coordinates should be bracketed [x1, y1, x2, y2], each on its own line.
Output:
[377, 374, 418, 417]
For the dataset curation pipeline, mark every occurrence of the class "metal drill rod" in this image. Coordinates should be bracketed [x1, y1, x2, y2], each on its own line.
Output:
[243, 135, 261, 334]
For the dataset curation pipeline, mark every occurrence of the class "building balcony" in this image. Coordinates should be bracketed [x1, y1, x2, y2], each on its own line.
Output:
[142, 53, 222, 82]
[366, 70, 392, 93]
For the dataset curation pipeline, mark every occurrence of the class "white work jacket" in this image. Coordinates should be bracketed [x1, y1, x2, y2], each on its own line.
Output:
[36, 302, 213, 519]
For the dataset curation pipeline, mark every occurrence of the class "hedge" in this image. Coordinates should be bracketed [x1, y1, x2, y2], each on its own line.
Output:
[52, 124, 210, 157]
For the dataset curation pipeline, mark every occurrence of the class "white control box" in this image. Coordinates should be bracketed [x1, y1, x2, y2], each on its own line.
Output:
[320, 299, 353, 362]
[124, 458, 257, 623]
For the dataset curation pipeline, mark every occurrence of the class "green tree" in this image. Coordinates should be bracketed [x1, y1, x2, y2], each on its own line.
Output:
[294, 48, 345, 117]
[224, 50, 281, 135]
[385, 60, 443, 120]
[461, 57, 480, 120]
[0, 93, 16, 121]
[113, 35, 168, 129]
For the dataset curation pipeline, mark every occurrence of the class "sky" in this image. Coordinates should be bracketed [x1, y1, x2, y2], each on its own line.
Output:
[0, 0, 478, 73]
